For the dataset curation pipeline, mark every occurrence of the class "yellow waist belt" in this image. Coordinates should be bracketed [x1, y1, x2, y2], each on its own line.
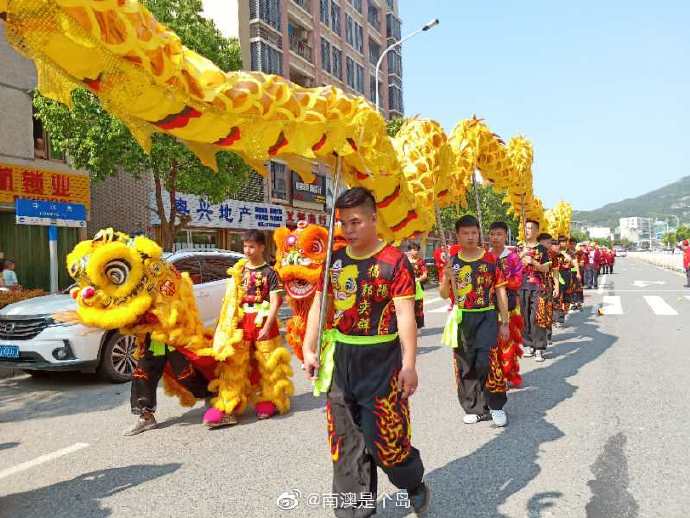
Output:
[441, 305, 495, 348]
[313, 329, 398, 397]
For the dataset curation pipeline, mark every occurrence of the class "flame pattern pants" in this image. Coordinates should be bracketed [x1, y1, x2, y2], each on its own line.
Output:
[452, 311, 508, 415]
[519, 287, 548, 351]
[130, 338, 211, 415]
[326, 338, 424, 517]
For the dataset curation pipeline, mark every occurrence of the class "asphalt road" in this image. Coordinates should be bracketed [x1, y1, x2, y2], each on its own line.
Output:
[1, 257, 689, 517]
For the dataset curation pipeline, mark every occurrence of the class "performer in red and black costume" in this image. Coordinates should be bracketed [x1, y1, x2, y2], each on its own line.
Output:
[303, 187, 430, 517]
[406, 242, 428, 329]
[550, 237, 572, 328]
[489, 221, 524, 388]
[518, 220, 553, 363]
[440, 216, 511, 427]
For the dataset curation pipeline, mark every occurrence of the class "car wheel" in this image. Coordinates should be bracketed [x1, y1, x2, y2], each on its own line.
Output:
[98, 333, 137, 383]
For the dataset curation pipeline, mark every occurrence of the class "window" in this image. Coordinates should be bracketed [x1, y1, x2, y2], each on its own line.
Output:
[350, 0, 362, 12]
[270, 161, 289, 201]
[368, 4, 380, 29]
[250, 0, 281, 31]
[321, 38, 331, 73]
[172, 257, 203, 284]
[389, 84, 403, 113]
[354, 22, 364, 53]
[320, 0, 329, 25]
[201, 256, 239, 283]
[368, 39, 381, 65]
[332, 47, 343, 79]
[387, 49, 402, 76]
[355, 63, 364, 93]
[369, 75, 382, 104]
[331, 2, 341, 34]
[32, 110, 65, 161]
[386, 13, 401, 40]
[346, 14, 354, 46]
[250, 41, 283, 74]
[346, 56, 355, 89]
[386, 0, 395, 10]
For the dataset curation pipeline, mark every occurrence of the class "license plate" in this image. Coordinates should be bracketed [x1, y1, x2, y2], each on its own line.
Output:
[0, 345, 20, 359]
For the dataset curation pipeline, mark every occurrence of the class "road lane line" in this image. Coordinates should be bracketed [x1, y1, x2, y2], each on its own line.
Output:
[600, 296, 623, 315]
[643, 296, 678, 316]
[0, 442, 89, 481]
[597, 274, 609, 294]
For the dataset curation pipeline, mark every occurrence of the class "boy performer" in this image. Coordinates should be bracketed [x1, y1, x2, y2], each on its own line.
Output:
[303, 188, 430, 517]
[406, 243, 428, 329]
[489, 221, 525, 388]
[440, 216, 511, 427]
[205, 230, 294, 427]
[518, 221, 553, 363]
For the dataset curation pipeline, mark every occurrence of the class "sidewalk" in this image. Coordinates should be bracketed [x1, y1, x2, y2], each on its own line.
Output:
[627, 252, 685, 273]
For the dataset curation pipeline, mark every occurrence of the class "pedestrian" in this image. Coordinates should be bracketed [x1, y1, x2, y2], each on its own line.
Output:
[591, 245, 601, 288]
[539, 233, 557, 347]
[551, 237, 573, 328]
[406, 242, 427, 329]
[302, 187, 430, 517]
[682, 240, 690, 288]
[568, 239, 584, 310]
[440, 215, 511, 426]
[517, 221, 552, 363]
[2, 259, 21, 290]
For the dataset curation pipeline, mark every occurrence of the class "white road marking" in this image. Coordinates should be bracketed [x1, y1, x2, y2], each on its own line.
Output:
[600, 296, 623, 315]
[598, 274, 609, 294]
[633, 280, 666, 288]
[643, 296, 678, 316]
[0, 442, 89, 481]
[684, 296, 690, 302]
[423, 297, 442, 306]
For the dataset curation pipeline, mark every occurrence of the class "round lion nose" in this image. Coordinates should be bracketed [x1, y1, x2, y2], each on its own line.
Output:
[81, 286, 96, 300]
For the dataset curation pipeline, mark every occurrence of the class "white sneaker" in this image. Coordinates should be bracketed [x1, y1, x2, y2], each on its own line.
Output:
[535, 350, 545, 363]
[523, 347, 535, 358]
[463, 413, 490, 424]
[490, 409, 508, 427]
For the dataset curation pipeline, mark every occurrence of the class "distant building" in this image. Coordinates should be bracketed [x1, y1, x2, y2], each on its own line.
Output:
[587, 226, 612, 240]
[619, 217, 653, 244]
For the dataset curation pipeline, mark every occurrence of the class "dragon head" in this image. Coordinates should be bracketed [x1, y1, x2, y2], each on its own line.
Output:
[66, 228, 174, 330]
[274, 222, 345, 301]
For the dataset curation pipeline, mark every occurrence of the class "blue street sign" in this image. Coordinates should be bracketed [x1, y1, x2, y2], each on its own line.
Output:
[15, 199, 87, 227]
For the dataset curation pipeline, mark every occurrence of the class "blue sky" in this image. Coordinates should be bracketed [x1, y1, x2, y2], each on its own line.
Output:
[398, 1, 690, 211]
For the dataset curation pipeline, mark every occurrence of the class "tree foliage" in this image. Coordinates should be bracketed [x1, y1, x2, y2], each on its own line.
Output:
[32, 0, 249, 251]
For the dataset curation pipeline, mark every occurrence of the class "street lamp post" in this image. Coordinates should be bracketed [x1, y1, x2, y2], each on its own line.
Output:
[374, 18, 439, 114]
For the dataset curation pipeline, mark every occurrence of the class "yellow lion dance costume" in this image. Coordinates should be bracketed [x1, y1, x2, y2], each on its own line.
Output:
[66, 228, 292, 429]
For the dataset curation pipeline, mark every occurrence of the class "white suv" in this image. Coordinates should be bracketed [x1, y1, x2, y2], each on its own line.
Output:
[0, 249, 243, 382]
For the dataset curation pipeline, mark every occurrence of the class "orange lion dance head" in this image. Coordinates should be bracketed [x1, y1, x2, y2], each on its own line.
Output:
[274, 222, 345, 361]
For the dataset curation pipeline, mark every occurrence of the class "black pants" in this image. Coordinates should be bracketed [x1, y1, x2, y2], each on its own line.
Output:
[327, 339, 424, 517]
[452, 311, 507, 414]
[131, 341, 212, 415]
[686, 268, 690, 287]
[519, 288, 548, 351]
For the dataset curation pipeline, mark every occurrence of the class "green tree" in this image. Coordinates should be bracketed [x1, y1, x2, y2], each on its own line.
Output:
[675, 225, 690, 242]
[570, 229, 589, 243]
[662, 232, 677, 247]
[386, 117, 405, 137]
[32, 0, 249, 251]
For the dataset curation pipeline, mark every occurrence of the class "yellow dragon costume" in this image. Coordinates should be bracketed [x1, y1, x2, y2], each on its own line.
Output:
[66, 228, 292, 428]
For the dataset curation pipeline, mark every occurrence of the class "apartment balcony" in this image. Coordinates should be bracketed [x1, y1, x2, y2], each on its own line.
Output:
[290, 69, 315, 88]
[250, 23, 283, 49]
[289, 34, 313, 63]
[288, 0, 314, 30]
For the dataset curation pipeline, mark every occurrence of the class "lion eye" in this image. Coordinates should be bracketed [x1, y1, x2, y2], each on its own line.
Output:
[311, 240, 324, 254]
[104, 260, 130, 286]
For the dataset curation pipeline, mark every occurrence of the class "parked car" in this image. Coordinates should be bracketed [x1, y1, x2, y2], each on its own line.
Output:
[0, 249, 243, 382]
[614, 247, 627, 257]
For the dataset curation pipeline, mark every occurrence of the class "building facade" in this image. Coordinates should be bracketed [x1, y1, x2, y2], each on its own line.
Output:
[619, 217, 653, 245]
[0, 23, 90, 291]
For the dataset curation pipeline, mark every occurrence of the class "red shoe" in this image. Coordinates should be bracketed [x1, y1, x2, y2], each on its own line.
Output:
[255, 401, 277, 420]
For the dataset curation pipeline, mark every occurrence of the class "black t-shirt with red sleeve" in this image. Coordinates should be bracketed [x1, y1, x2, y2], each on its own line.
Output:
[320, 243, 415, 336]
